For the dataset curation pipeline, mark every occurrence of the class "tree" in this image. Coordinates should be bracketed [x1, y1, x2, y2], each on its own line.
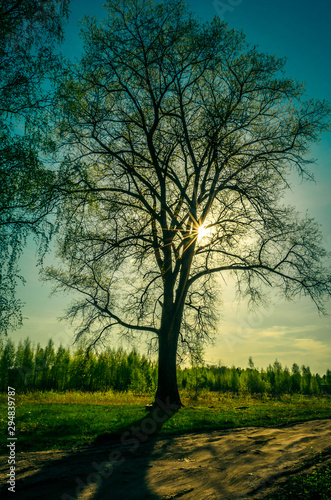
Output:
[248, 356, 254, 369]
[0, 338, 15, 391]
[46, 0, 331, 407]
[15, 337, 34, 388]
[51, 344, 71, 390]
[0, 0, 69, 335]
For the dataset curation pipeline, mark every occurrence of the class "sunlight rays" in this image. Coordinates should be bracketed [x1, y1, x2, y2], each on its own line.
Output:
[197, 223, 212, 241]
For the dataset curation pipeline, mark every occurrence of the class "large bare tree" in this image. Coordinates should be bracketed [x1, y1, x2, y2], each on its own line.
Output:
[48, 0, 331, 406]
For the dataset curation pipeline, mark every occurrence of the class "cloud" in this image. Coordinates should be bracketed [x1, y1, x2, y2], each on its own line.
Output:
[293, 338, 328, 352]
[256, 325, 319, 339]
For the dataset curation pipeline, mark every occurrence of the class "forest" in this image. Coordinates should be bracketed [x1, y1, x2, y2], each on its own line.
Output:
[1, 337, 330, 396]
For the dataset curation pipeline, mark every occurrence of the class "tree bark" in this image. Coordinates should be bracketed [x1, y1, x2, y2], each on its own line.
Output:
[154, 234, 196, 408]
[155, 326, 182, 408]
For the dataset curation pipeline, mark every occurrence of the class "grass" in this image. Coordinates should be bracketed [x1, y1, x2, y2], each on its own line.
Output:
[264, 455, 331, 499]
[1, 390, 330, 499]
[0, 391, 330, 452]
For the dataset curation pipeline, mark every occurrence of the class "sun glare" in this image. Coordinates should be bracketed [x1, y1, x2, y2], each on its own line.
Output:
[197, 224, 210, 240]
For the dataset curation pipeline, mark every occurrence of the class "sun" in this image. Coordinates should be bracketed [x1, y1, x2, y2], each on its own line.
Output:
[197, 223, 211, 241]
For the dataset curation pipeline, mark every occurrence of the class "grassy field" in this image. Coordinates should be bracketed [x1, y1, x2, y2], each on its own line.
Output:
[1, 390, 331, 452]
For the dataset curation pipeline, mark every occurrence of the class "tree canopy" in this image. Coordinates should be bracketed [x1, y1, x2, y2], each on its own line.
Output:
[0, 0, 69, 334]
[40, 0, 330, 405]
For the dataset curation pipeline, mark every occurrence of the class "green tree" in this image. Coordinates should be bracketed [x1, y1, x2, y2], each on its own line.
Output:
[242, 366, 265, 394]
[281, 366, 292, 394]
[93, 351, 111, 391]
[248, 357, 255, 369]
[33, 343, 45, 389]
[291, 363, 301, 393]
[0, 0, 69, 335]
[326, 370, 331, 394]
[70, 347, 91, 390]
[51, 344, 71, 390]
[273, 359, 283, 394]
[46, 0, 331, 407]
[229, 366, 240, 393]
[301, 365, 312, 394]
[15, 337, 34, 389]
[0, 338, 15, 391]
[41, 338, 56, 389]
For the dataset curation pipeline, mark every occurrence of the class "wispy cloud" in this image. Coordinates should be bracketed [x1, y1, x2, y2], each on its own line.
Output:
[293, 338, 328, 352]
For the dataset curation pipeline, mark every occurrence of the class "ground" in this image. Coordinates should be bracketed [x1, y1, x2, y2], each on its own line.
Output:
[0, 419, 330, 499]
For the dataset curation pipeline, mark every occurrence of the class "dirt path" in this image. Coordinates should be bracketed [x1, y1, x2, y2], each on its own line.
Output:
[1, 419, 331, 499]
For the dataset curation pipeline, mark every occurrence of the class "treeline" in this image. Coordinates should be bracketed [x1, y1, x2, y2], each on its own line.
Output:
[181, 360, 331, 396]
[1, 338, 331, 396]
[0, 338, 156, 393]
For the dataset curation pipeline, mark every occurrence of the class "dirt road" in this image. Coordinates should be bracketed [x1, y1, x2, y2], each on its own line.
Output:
[1, 419, 331, 499]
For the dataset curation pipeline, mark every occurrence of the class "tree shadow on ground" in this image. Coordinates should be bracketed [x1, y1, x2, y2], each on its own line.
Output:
[0, 406, 254, 500]
[3, 408, 328, 499]
[0, 401, 179, 500]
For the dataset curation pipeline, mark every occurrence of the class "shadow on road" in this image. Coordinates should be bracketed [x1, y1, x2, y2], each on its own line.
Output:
[2, 410, 330, 500]
[0, 401, 178, 500]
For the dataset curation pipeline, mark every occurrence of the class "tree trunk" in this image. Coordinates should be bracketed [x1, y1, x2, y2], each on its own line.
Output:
[154, 326, 182, 408]
[153, 234, 196, 409]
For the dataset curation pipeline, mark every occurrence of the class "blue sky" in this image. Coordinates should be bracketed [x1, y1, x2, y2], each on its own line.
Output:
[13, 0, 331, 373]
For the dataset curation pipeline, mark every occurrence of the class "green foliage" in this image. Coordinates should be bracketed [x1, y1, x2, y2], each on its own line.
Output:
[0, 0, 69, 335]
[1, 338, 331, 397]
[0, 338, 15, 391]
[0, 338, 158, 394]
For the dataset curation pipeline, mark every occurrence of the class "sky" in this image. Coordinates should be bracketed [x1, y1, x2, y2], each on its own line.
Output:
[11, 0, 331, 373]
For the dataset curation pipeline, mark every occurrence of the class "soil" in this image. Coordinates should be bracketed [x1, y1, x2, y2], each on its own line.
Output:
[1, 418, 331, 500]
